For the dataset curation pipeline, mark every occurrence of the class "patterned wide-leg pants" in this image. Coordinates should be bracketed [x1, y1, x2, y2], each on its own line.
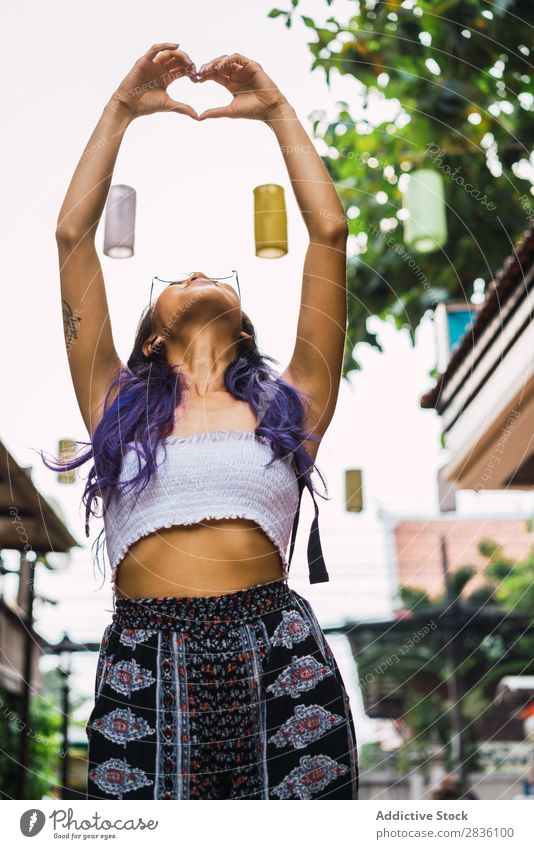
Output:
[85, 578, 359, 800]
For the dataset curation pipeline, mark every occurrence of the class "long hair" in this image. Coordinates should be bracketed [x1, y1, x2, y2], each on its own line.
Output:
[41, 303, 328, 585]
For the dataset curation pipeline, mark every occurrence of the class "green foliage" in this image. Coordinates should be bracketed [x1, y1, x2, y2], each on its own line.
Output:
[465, 584, 498, 607]
[401, 564, 478, 611]
[448, 565, 477, 598]
[493, 548, 534, 611]
[478, 537, 502, 559]
[398, 690, 451, 773]
[359, 534, 534, 769]
[358, 740, 388, 770]
[398, 584, 432, 613]
[0, 688, 63, 799]
[268, 0, 534, 374]
[472, 536, 534, 612]
[485, 557, 516, 582]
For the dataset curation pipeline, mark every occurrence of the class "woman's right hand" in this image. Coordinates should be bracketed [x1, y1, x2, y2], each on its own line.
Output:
[109, 42, 198, 120]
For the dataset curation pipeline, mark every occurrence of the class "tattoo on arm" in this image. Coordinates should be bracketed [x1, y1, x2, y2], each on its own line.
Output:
[62, 299, 82, 356]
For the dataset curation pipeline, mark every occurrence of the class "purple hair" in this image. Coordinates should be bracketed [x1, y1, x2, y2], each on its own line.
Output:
[41, 304, 328, 584]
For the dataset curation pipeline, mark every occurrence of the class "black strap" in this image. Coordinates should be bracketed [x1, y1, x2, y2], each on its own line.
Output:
[288, 471, 330, 584]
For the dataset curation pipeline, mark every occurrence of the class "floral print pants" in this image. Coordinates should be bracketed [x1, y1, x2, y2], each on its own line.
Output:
[85, 578, 359, 800]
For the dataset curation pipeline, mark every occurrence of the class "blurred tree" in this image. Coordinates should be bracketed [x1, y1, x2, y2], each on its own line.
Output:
[357, 537, 534, 773]
[268, 0, 534, 374]
[466, 536, 534, 614]
[0, 688, 63, 799]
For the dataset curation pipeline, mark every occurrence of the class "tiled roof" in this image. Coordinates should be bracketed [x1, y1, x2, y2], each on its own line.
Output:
[421, 226, 534, 410]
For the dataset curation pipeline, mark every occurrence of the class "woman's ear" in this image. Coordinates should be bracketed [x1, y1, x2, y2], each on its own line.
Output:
[143, 334, 164, 358]
[239, 330, 253, 346]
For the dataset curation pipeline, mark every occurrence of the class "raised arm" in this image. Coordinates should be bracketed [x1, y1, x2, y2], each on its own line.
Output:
[266, 102, 348, 444]
[55, 42, 197, 437]
[196, 54, 348, 452]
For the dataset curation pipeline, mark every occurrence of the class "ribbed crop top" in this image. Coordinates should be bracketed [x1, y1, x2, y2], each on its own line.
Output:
[101, 429, 330, 594]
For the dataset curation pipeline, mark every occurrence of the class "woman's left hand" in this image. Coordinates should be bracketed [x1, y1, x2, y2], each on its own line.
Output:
[194, 53, 289, 121]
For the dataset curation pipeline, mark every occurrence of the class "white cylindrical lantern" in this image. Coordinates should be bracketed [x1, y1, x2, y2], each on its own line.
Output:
[402, 169, 447, 254]
[103, 184, 136, 258]
[253, 184, 288, 258]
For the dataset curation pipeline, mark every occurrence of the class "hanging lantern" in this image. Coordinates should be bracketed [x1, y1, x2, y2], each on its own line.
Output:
[253, 184, 288, 258]
[345, 469, 363, 512]
[402, 169, 447, 254]
[103, 184, 136, 258]
[57, 439, 76, 484]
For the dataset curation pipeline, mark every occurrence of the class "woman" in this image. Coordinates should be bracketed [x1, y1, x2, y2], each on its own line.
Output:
[49, 42, 358, 800]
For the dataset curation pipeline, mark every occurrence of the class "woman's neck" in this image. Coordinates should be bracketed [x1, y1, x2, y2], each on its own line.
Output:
[164, 334, 238, 397]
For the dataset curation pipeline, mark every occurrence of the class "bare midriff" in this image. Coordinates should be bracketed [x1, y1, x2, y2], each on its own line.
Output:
[114, 518, 286, 600]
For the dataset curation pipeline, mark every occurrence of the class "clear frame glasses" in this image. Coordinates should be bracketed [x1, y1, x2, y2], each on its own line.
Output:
[149, 270, 241, 307]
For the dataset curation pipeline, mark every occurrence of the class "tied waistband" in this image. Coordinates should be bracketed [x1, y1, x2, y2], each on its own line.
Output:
[113, 578, 293, 629]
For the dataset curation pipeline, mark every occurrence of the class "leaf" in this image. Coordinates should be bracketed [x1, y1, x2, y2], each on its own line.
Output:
[301, 15, 315, 28]
[268, 8, 283, 17]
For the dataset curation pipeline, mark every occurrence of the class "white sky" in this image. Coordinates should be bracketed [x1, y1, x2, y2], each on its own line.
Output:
[2, 0, 533, 744]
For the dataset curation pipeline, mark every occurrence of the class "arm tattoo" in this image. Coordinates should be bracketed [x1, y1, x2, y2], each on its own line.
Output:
[62, 299, 82, 356]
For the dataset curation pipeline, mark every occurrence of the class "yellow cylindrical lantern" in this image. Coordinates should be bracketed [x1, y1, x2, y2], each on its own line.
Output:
[402, 168, 447, 254]
[345, 469, 364, 513]
[253, 184, 288, 258]
[57, 438, 76, 484]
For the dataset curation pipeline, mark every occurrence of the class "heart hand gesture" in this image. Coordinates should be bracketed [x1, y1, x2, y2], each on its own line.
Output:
[194, 53, 289, 122]
[111, 43, 198, 120]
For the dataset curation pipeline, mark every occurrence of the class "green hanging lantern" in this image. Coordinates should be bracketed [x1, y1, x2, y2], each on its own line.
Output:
[403, 168, 447, 254]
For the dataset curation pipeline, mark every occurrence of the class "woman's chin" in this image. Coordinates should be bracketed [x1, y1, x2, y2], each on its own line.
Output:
[160, 291, 239, 326]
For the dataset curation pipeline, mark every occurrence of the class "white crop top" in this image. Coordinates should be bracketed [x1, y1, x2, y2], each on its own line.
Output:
[102, 429, 302, 593]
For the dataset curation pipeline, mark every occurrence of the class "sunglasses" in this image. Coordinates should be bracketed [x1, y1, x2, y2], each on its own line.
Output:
[149, 270, 241, 306]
